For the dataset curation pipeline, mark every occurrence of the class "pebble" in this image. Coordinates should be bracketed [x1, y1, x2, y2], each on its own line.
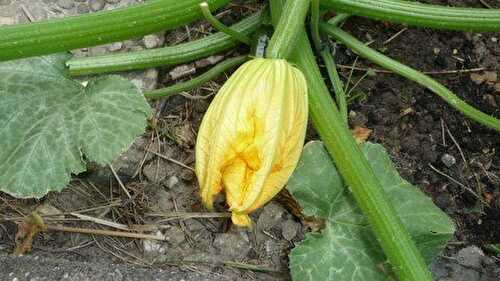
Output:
[146, 186, 173, 212]
[281, 219, 299, 241]
[143, 161, 169, 184]
[88, 0, 105, 11]
[213, 233, 252, 259]
[105, 137, 151, 180]
[164, 226, 186, 246]
[166, 176, 179, 189]
[457, 246, 484, 269]
[57, 0, 75, 9]
[0, 16, 15, 25]
[107, 42, 123, 52]
[143, 34, 160, 49]
[76, 3, 90, 13]
[195, 55, 224, 68]
[256, 202, 286, 231]
[106, 0, 122, 3]
[169, 64, 196, 80]
[441, 153, 457, 168]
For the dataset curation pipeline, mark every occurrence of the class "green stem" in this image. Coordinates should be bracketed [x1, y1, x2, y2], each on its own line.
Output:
[321, 0, 500, 31]
[144, 55, 248, 100]
[320, 22, 500, 132]
[67, 11, 263, 76]
[310, 0, 348, 121]
[328, 13, 350, 26]
[266, 0, 311, 59]
[199, 2, 251, 45]
[321, 48, 348, 123]
[310, 2, 348, 122]
[310, 0, 322, 53]
[270, 1, 433, 281]
[0, 0, 229, 61]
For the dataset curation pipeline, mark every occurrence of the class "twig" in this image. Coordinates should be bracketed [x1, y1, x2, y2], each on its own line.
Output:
[147, 150, 195, 172]
[180, 258, 283, 273]
[337, 65, 485, 75]
[20, 5, 35, 22]
[146, 211, 231, 221]
[428, 164, 485, 204]
[109, 164, 132, 199]
[479, 0, 493, 9]
[344, 56, 359, 93]
[383, 27, 408, 45]
[70, 213, 130, 231]
[46, 225, 167, 241]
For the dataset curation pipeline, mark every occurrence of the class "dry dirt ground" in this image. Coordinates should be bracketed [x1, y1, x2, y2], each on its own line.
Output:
[0, 0, 499, 280]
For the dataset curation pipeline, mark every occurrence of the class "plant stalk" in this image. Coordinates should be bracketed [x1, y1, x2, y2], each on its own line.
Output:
[0, 0, 229, 61]
[144, 55, 248, 100]
[266, 0, 311, 59]
[320, 23, 500, 132]
[270, 1, 433, 280]
[321, 0, 500, 31]
[67, 11, 263, 76]
[199, 2, 251, 45]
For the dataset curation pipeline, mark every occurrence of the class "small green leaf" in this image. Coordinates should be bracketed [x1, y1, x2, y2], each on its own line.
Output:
[0, 54, 151, 198]
[287, 141, 455, 281]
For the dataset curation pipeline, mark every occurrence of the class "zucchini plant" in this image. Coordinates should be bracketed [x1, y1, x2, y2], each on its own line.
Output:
[0, 0, 499, 280]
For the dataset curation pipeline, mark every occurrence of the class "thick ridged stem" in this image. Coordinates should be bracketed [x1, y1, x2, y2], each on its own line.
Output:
[199, 2, 251, 45]
[270, 1, 433, 280]
[321, 0, 500, 31]
[321, 48, 348, 122]
[0, 0, 229, 61]
[67, 12, 263, 76]
[144, 55, 248, 100]
[266, 0, 311, 59]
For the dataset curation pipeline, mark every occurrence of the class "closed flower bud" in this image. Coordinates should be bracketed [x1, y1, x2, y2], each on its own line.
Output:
[195, 58, 308, 227]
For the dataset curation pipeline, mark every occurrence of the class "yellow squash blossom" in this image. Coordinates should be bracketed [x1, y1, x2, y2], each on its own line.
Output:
[195, 58, 308, 227]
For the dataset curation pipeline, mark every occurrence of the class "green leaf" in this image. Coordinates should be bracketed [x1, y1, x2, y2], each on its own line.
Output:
[0, 54, 151, 198]
[287, 141, 455, 281]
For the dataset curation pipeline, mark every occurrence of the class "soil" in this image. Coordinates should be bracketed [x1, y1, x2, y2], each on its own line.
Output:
[0, 0, 499, 280]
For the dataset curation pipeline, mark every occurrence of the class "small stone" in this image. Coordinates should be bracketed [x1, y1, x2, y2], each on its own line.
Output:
[195, 55, 224, 68]
[449, 263, 480, 281]
[111, 137, 151, 179]
[143, 232, 166, 255]
[0, 16, 15, 26]
[164, 226, 186, 246]
[130, 78, 144, 90]
[169, 64, 196, 80]
[89, 0, 105, 11]
[213, 232, 252, 259]
[281, 220, 299, 241]
[142, 68, 159, 90]
[106, 0, 122, 3]
[457, 246, 484, 269]
[146, 185, 173, 212]
[441, 153, 456, 168]
[143, 34, 160, 49]
[166, 176, 179, 189]
[256, 201, 285, 231]
[184, 219, 206, 232]
[107, 42, 123, 52]
[88, 46, 108, 56]
[143, 161, 169, 184]
[58, 0, 75, 9]
[76, 4, 90, 13]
